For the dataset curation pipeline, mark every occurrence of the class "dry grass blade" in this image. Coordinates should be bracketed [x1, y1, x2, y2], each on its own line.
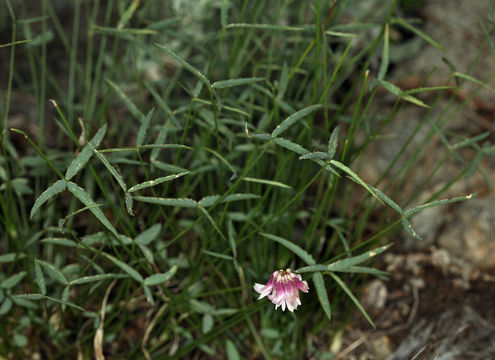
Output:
[94, 280, 116, 360]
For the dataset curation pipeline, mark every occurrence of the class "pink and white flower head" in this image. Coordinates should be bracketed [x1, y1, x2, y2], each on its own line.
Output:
[253, 269, 309, 312]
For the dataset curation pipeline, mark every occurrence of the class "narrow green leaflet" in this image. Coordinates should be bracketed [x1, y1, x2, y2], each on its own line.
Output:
[0, 253, 26, 264]
[297, 244, 392, 273]
[203, 250, 234, 260]
[330, 160, 383, 205]
[69, 274, 127, 285]
[271, 104, 322, 138]
[211, 77, 265, 89]
[134, 196, 197, 208]
[227, 220, 238, 260]
[65, 124, 107, 180]
[34, 260, 46, 295]
[198, 193, 260, 207]
[40, 237, 77, 247]
[154, 43, 211, 87]
[328, 126, 340, 158]
[135, 224, 162, 245]
[298, 152, 330, 160]
[38, 260, 68, 285]
[92, 26, 158, 36]
[225, 23, 307, 32]
[13, 294, 44, 301]
[220, 0, 228, 28]
[402, 217, 422, 240]
[242, 177, 292, 190]
[391, 18, 445, 51]
[93, 149, 127, 192]
[128, 172, 189, 193]
[143, 285, 154, 305]
[342, 266, 389, 278]
[44, 295, 85, 312]
[117, 0, 139, 29]
[225, 339, 241, 360]
[30, 179, 66, 219]
[103, 253, 143, 283]
[453, 72, 495, 93]
[106, 79, 144, 122]
[260, 233, 315, 265]
[137, 108, 154, 147]
[370, 186, 403, 214]
[378, 23, 389, 80]
[198, 206, 226, 241]
[143, 265, 178, 286]
[329, 273, 375, 328]
[273, 138, 310, 156]
[312, 272, 331, 321]
[66, 181, 119, 239]
[405, 193, 475, 217]
[144, 82, 181, 128]
[203, 314, 214, 333]
[0, 298, 13, 315]
[277, 62, 289, 101]
[372, 79, 429, 108]
[138, 244, 154, 264]
[125, 193, 134, 216]
[0, 271, 27, 289]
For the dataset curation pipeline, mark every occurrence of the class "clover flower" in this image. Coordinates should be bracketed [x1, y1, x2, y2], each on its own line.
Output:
[253, 269, 309, 312]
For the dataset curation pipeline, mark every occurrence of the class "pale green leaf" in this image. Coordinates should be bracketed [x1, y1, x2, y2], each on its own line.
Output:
[242, 177, 292, 190]
[260, 232, 315, 265]
[154, 43, 211, 87]
[203, 250, 233, 260]
[329, 272, 375, 328]
[225, 339, 241, 360]
[202, 313, 214, 333]
[330, 160, 383, 204]
[137, 108, 154, 147]
[272, 104, 321, 138]
[133, 196, 197, 208]
[143, 265, 178, 286]
[44, 295, 85, 311]
[40, 237, 77, 247]
[34, 260, 46, 295]
[297, 244, 392, 273]
[135, 223, 162, 245]
[128, 172, 189, 193]
[30, 179, 66, 219]
[38, 260, 68, 285]
[405, 193, 475, 217]
[93, 150, 127, 191]
[378, 23, 389, 80]
[70, 273, 127, 285]
[298, 152, 330, 160]
[65, 124, 107, 180]
[103, 253, 143, 283]
[312, 272, 331, 321]
[105, 79, 144, 122]
[273, 138, 310, 156]
[0, 253, 26, 264]
[0, 271, 27, 289]
[328, 125, 340, 158]
[211, 77, 265, 89]
[66, 181, 119, 239]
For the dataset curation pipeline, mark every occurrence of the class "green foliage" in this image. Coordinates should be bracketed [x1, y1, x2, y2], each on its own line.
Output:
[0, 0, 491, 358]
